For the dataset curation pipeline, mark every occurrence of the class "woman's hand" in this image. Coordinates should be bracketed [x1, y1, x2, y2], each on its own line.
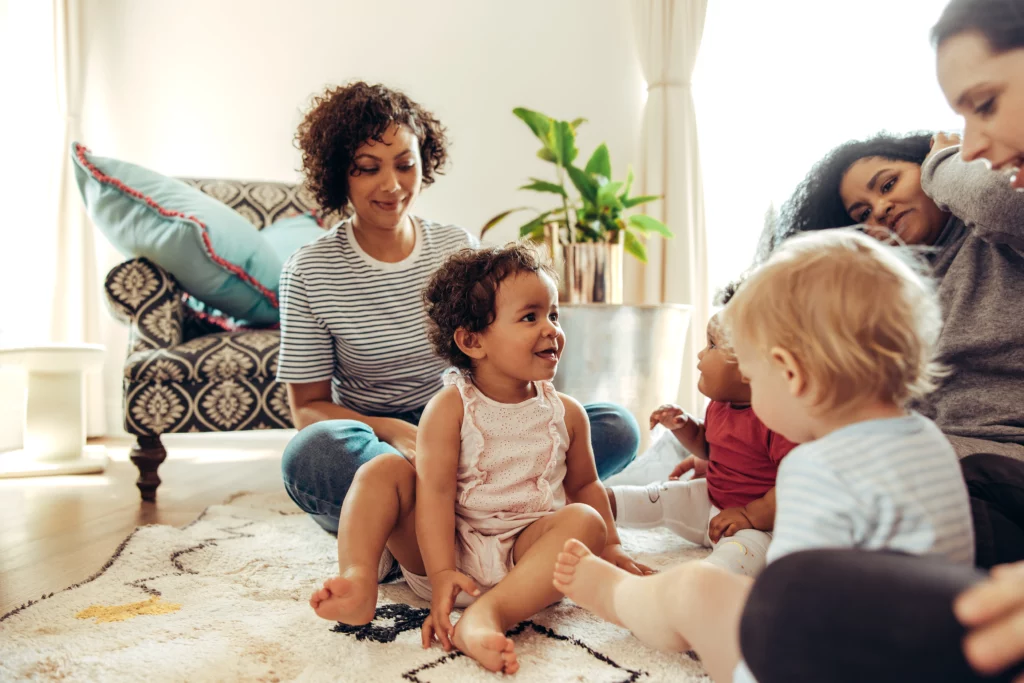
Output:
[669, 455, 708, 481]
[601, 543, 655, 575]
[420, 569, 481, 651]
[376, 418, 419, 463]
[955, 561, 1024, 679]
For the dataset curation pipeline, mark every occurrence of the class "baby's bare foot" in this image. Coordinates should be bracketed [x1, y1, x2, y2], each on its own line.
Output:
[452, 605, 518, 674]
[552, 538, 632, 627]
[308, 567, 378, 625]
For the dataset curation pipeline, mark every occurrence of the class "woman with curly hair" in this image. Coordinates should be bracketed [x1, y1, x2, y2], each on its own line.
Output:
[276, 83, 640, 570]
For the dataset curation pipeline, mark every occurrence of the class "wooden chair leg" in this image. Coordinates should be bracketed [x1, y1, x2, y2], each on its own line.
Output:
[130, 436, 167, 503]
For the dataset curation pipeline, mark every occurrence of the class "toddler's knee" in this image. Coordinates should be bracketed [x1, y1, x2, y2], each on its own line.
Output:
[562, 503, 608, 550]
[354, 451, 415, 487]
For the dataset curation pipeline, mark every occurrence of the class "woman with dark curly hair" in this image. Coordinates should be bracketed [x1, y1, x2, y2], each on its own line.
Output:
[275, 83, 640, 563]
[772, 129, 1024, 469]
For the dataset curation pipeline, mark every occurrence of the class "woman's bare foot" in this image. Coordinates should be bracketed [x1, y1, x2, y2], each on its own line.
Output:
[552, 538, 632, 627]
[451, 604, 519, 674]
[308, 567, 378, 625]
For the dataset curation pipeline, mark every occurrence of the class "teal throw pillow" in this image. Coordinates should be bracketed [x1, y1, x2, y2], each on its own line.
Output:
[72, 143, 284, 326]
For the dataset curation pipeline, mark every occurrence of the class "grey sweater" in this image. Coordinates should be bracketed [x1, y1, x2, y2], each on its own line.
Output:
[919, 146, 1024, 458]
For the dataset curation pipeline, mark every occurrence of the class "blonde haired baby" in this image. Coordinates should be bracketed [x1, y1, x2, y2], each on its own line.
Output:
[550, 229, 974, 682]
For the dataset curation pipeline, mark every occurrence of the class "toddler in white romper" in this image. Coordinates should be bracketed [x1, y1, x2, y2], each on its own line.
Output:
[402, 368, 569, 606]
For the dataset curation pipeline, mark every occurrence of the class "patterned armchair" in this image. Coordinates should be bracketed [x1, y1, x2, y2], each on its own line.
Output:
[105, 179, 335, 501]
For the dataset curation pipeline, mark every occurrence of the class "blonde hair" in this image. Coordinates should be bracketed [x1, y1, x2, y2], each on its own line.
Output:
[721, 229, 944, 412]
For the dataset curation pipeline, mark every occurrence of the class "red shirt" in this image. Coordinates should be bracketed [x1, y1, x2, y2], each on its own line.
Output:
[704, 401, 796, 510]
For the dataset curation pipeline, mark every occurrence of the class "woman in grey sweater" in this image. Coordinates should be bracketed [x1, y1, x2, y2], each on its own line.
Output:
[740, 1, 1024, 681]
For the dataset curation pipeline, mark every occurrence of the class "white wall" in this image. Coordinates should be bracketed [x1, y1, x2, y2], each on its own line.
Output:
[71, 0, 645, 438]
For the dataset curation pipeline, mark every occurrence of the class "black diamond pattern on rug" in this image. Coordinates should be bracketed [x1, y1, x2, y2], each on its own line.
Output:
[332, 603, 430, 644]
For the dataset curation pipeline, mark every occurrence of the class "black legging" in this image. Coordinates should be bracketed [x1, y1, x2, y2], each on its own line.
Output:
[740, 453, 1024, 683]
[740, 549, 1011, 683]
[967, 453, 1024, 569]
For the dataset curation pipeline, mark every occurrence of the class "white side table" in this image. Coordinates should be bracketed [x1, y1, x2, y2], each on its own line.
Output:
[0, 344, 109, 477]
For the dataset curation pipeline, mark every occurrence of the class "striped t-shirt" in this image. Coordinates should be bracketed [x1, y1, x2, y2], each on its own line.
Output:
[767, 412, 975, 566]
[276, 216, 477, 415]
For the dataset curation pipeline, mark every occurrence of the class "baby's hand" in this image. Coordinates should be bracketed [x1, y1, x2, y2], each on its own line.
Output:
[708, 507, 754, 543]
[601, 543, 655, 576]
[669, 455, 708, 480]
[649, 404, 690, 431]
[420, 569, 481, 652]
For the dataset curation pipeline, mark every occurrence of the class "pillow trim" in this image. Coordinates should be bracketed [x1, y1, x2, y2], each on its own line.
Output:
[74, 143, 279, 309]
[182, 293, 280, 333]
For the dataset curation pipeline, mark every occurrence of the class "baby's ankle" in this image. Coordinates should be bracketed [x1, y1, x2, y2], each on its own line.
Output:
[338, 564, 379, 581]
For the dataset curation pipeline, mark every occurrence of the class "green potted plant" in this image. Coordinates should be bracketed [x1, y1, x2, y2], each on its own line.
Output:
[482, 108, 673, 303]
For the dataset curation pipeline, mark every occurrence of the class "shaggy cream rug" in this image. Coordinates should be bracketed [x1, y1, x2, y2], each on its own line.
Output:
[0, 492, 711, 682]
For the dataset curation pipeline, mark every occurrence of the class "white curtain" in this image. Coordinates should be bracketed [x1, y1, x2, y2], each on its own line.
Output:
[693, 0, 960, 297]
[627, 0, 710, 416]
[0, 0, 105, 436]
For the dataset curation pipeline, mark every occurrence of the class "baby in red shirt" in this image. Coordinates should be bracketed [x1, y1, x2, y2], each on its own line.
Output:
[606, 309, 796, 577]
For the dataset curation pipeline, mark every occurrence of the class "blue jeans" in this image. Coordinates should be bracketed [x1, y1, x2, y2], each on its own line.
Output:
[281, 402, 640, 533]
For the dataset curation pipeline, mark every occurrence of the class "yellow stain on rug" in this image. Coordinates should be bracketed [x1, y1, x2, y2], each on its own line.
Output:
[75, 596, 182, 624]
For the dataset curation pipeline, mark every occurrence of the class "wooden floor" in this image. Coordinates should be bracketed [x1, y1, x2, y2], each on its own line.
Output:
[0, 431, 294, 616]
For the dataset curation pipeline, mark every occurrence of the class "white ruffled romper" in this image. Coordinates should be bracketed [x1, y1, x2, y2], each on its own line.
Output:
[401, 368, 569, 607]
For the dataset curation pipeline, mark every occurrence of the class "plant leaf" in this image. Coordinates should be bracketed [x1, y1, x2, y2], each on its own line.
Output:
[520, 179, 567, 197]
[576, 218, 603, 241]
[481, 207, 531, 239]
[518, 211, 555, 240]
[570, 117, 587, 131]
[597, 181, 625, 212]
[628, 213, 674, 238]
[520, 222, 548, 241]
[624, 229, 648, 262]
[513, 108, 553, 143]
[537, 147, 557, 163]
[622, 193, 662, 209]
[550, 120, 578, 166]
[620, 165, 634, 200]
[566, 164, 598, 204]
[584, 143, 612, 181]
[599, 214, 621, 239]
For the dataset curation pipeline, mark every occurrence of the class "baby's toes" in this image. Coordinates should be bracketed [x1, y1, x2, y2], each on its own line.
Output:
[500, 639, 518, 670]
[562, 538, 591, 558]
[555, 551, 581, 567]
